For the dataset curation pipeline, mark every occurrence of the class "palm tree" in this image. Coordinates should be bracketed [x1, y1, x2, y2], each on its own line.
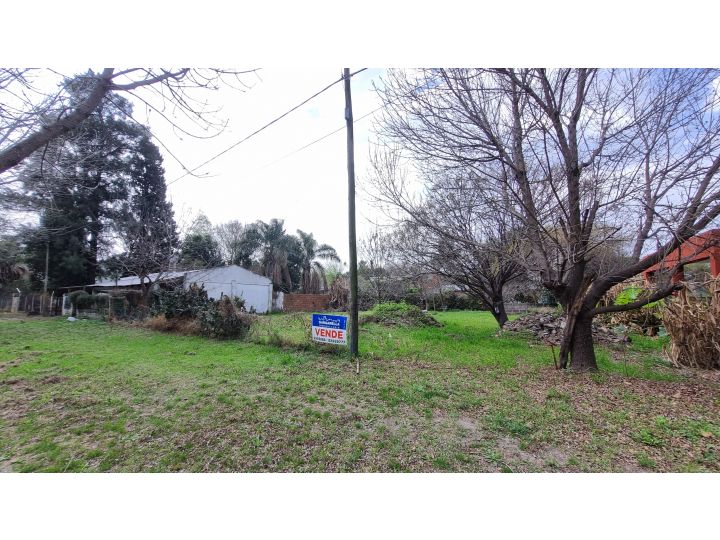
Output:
[257, 219, 294, 291]
[296, 230, 340, 293]
[0, 261, 29, 286]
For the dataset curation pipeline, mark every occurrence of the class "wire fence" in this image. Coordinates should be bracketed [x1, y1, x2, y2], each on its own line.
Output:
[0, 293, 64, 316]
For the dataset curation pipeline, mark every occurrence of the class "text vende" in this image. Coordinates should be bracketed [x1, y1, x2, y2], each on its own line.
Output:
[313, 328, 345, 339]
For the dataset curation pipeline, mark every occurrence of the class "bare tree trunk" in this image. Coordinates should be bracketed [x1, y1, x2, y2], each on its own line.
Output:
[283, 264, 293, 292]
[568, 314, 597, 371]
[493, 297, 509, 327]
[141, 276, 155, 305]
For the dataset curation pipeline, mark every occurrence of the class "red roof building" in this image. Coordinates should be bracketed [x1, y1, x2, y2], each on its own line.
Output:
[643, 229, 720, 285]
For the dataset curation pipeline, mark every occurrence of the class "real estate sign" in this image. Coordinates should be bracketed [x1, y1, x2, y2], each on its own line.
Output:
[311, 314, 348, 345]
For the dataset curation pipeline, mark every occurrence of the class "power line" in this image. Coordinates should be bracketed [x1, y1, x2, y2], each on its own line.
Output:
[167, 68, 367, 186]
[260, 106, 381, 170]
[259, 76, 437, 170]
[105, 94, 196, 179]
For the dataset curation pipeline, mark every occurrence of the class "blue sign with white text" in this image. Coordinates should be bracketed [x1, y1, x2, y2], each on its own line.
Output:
[311, 314, 348, 345]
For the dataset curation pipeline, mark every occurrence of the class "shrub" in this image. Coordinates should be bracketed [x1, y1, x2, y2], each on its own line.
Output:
[231, 295, 246, 311]
[435, 293, 487, 311]
[93, 293, 111, 317]
[78, 294, 97, 309]
[609, 286, 663, 335]
[67, 290, 89, 313]
[198, 296, 254, 339]
[153, 284, 211, 319]
[538, 288, 558, 306]
[361, 301, 442, 327]
[146, 287, 254, 340]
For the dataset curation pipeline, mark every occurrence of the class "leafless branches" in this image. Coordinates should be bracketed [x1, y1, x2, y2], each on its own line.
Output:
[0, 68, 259, 176]
[365, 144, 526, 326]
[375, 68, 720, 369]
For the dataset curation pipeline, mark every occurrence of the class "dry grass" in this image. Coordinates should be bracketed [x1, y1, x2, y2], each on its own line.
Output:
[663, 279, 720, 370]
[145, 315, 202, 336]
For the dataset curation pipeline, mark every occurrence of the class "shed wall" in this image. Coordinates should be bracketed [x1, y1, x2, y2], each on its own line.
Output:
[183, 266, 272, 313]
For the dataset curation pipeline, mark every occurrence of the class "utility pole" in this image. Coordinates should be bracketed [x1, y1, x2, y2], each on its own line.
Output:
[43, 237, 49, 315]
[343, 68, 359, 368]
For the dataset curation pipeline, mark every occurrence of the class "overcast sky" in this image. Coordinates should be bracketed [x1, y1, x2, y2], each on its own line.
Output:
[131, 68, 387, 266]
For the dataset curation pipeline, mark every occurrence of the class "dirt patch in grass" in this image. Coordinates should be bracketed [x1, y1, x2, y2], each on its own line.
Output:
[39, 375, 68, 385]
[0, 381, 38, 421]
[0, 359, 22, 373]
[512, 365, 720, 472]
[497, 436, 545, 470]
[457, 416, 480, 433]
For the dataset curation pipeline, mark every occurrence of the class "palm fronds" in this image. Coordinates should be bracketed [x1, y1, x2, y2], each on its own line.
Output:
[0, 262, 29, 285]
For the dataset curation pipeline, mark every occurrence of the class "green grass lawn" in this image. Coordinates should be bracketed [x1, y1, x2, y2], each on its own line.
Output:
[0, 312, 718, 472]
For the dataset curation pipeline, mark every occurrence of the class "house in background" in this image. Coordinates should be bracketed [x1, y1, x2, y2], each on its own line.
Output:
[88, 265, 273, 313]
[643, 229, 720, 297]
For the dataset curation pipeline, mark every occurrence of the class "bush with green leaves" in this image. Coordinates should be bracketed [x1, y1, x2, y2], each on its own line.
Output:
[361, 301, 441, 327]
[150, 286, 254, 340]
[93, 293, 110, 308]
[198, 295, 254, 340]
[68, 290, 88, 306]
[67, 291, 113, 317]
[153, 284, 212, 319]
[610, 286, 663, 334]
[434, 293, 487, 311]
[67, 290, 91, 315]
[231, 295, 246, 311]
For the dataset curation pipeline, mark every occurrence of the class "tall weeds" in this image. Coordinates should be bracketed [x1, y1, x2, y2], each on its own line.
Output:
[662, 278, 720, 369]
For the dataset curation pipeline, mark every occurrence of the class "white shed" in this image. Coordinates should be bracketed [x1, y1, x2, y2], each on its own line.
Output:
[183, 266, 273, 313]
[88, 265, 273, 314]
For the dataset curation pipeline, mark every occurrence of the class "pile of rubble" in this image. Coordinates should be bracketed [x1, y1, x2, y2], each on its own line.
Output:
[503, 312, 630, 345]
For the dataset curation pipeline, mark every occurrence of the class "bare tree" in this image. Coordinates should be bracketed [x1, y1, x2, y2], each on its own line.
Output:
[0, 68, 257, 176]
[100, 204, 203, 304]
[113, 213, 180, 301]
[358, 227, 395, 305]
[213, 220, 261, 268]
[377, 68, 720, 370]
[366, 146, 526, 326]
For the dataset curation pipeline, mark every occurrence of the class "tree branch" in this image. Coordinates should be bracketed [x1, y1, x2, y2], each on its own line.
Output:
[0, 68, 114, 174]
[590, 283, 681, 316]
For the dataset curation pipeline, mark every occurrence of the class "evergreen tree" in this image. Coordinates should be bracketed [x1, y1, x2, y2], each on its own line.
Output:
[179, 233, 222, 269]
[17, 86, 142, 288]
[117, 134, 179, 290]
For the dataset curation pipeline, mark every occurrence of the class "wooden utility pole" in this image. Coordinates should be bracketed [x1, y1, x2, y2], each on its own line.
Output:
[42, 238, 49, 315]
[343, 68, 359, 365]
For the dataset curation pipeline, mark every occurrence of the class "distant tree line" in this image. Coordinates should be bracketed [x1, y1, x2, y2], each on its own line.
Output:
[1, 83, 179, 296]
[176, 214, 340, 294]
[0, 75, 339, 298]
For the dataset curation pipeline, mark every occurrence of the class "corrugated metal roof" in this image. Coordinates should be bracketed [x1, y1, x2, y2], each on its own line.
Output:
[89, 265, 272, 288]
[89, 271, 188, 287]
